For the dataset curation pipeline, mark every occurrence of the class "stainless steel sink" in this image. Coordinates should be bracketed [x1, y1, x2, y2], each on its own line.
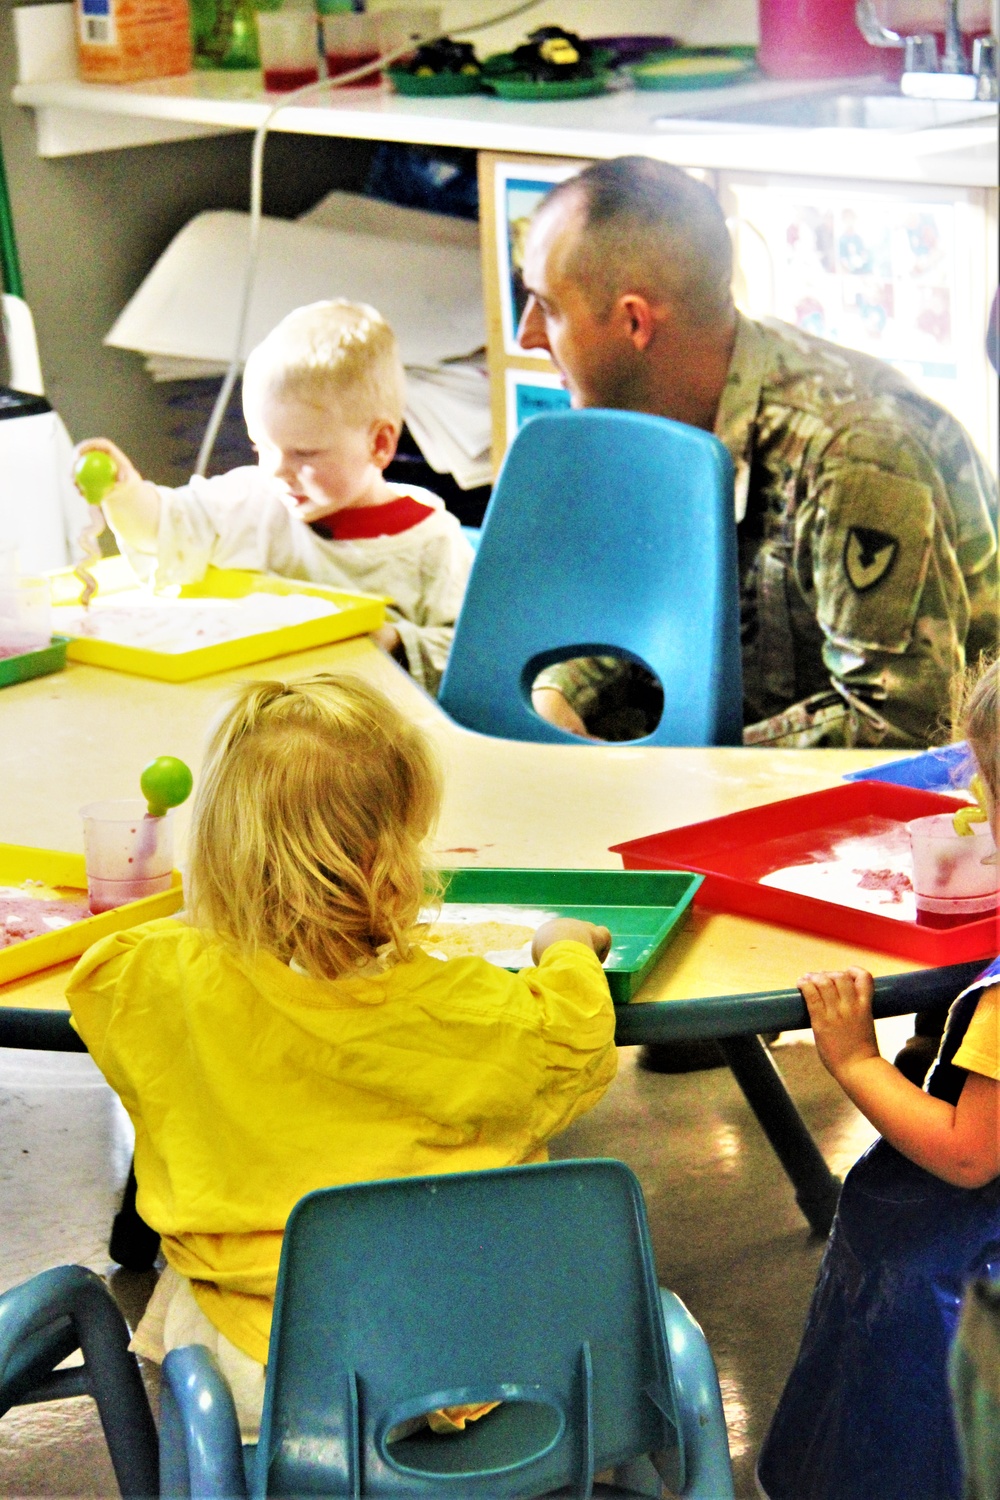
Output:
[655, 91, 997, 130]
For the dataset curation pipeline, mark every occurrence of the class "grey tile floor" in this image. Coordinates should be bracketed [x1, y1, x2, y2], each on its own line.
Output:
[0, 1019, 912, 1499]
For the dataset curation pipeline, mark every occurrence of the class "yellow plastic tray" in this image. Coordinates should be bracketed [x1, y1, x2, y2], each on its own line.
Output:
[0, 843, 183, 986]
[48, 558, 387, 682]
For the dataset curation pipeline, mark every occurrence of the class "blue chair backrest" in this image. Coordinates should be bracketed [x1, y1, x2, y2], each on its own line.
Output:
[438, 409, 742, 746]
[254, 1160, 681, 1498]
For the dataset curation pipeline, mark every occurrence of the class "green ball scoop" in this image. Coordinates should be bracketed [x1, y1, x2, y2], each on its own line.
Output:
[140, 757, 194, 819]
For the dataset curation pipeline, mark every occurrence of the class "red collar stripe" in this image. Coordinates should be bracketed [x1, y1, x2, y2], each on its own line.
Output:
[310, 495, 434, 541]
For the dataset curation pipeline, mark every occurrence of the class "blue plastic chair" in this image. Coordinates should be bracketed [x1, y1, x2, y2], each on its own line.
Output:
[438, 410, 742, 746]
[0, 1264, 159, 1498]
[161, 1159, 733, 1498]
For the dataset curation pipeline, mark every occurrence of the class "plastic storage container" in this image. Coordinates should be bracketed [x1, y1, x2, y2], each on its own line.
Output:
[75, 0, 192, 82]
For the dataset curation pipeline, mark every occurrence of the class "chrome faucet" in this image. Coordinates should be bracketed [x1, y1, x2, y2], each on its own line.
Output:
[940, 0, 966, 72]
[855, 0, 996, 100]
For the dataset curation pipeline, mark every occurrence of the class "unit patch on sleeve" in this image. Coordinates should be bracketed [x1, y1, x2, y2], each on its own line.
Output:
[815, 462, 933, 653]
[844, 526, 898, 593]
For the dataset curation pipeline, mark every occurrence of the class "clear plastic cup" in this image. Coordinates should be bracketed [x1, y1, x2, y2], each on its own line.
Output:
[256, 9, 320, 91]
[907, 813, 998, 927]
[321, 12, 382, 84]
[0, 576, 52, 661]
[80, 799, 174, 914]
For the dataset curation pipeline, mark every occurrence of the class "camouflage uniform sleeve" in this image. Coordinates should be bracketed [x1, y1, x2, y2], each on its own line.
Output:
[532, 656, 630, 720]
[746, 419, 998, 750]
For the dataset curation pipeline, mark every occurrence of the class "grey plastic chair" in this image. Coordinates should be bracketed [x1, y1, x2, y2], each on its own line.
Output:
[0, 1264, 158, 1498]
[161, 1158, 734, 1498]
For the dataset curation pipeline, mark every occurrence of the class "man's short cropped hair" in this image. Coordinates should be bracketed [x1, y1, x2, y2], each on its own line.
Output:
[540, 156, 734, 324]
[242, 299, 406, 430]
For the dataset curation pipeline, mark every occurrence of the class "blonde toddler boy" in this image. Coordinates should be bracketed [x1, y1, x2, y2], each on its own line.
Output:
[78, 300, 475, 695]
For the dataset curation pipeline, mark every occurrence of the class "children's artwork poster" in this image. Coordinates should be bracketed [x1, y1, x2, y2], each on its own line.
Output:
[723, 180, 983, 427]
[494, 162, 581, 356]
[505, 369, 571, 446]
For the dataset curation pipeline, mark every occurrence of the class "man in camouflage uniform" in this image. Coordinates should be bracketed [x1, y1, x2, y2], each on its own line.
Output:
[520, 156, 998, 749]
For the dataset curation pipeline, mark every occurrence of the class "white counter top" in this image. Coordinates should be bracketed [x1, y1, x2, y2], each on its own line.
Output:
[11, 13, 999, 187]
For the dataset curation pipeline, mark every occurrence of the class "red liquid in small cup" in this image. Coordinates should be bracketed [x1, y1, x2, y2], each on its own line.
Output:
[264, 65, 320, 92]
[916, 908, 977, 929]
[325, 49, 381, 84]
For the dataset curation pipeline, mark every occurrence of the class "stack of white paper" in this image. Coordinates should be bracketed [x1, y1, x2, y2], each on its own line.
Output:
[105, 193, 492, 488]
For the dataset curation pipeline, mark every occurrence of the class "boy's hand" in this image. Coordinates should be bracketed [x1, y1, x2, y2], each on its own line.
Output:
[532, 918, 612, 965]
[73, 438, 142, 490]
[799, 967, 879, 1082]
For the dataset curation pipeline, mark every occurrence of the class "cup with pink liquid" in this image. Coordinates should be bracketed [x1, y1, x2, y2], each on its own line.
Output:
[0, 576, 52, 660]
[80, 756, 193, 914]
[907, 813, 998, 928]
[256, 7, 320, 91]
[81, 801, 175, 913]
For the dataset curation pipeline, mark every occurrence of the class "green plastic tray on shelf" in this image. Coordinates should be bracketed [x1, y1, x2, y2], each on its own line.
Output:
[436, 867, 702, 1003]
[0, 636, 69, 689]
[386, 68, 483, 96]
[630, 46, 757, 90]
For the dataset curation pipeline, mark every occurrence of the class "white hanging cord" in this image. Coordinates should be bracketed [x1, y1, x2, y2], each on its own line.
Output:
[195, 0, 547, 475]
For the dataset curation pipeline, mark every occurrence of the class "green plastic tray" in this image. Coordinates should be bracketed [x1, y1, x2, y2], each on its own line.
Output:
[484, 73, 611, 101]
[631, 46, 757, 90]
[0, 635, 69, 689]
[436, 867, 702, 1003]
[386, 69, 483, 96]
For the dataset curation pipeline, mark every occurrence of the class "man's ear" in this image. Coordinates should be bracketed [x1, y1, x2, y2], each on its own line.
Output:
[615, 293, 663, 352]
[370, 419, 400, 470]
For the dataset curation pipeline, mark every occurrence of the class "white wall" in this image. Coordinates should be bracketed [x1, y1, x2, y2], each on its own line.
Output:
[438, 0, 759, 51]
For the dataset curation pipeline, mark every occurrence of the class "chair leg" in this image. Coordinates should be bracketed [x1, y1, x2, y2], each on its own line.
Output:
[658, 1290, 734, 1500]
[161, 1345, 248, 1500]
[109, 1162, 161, 1272]
[717, 1035, 841, 1237]
[69, 1271, 160, 1500]
[0, 1266, 158, 1500]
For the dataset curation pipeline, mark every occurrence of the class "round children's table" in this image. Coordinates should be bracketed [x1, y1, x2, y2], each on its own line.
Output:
[0, 633, 976, 1235]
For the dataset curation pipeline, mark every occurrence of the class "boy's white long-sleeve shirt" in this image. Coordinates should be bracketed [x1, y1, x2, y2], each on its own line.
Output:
[112, 467, 475, 696]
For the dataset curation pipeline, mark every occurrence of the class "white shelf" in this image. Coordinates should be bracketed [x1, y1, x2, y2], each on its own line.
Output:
[11, 6, 999, 183]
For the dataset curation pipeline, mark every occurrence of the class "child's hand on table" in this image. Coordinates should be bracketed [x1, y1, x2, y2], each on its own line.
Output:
[799, 967, 879, 1084]
[532, 918, 612, 966]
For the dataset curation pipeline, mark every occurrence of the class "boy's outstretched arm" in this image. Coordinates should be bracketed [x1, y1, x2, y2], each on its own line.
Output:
[801, 967, 1000, 1189]
[73, 438, 161, 555]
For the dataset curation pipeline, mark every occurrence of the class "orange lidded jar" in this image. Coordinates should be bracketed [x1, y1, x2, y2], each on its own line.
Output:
[75, 0, 192, 82]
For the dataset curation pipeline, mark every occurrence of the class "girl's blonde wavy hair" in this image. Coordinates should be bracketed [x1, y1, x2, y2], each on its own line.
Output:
[187, 675, 441, 978]
[960, 657, 999, 809]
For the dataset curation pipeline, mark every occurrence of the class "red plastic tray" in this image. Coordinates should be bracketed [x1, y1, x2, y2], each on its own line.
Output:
[610, 782, 998, 965]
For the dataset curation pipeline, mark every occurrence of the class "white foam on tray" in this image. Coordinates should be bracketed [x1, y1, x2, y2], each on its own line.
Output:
[53, 592, 340, 654]
[419, 903, 559, 969]
[760, 830, 917, 922]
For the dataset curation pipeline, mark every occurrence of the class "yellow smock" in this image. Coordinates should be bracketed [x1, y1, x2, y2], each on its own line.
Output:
[67, 919, 617, 1363]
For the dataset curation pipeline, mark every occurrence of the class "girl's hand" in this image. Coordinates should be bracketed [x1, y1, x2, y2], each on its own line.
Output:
[799, 967, 879, 1083]
[532, 918, 612, 965]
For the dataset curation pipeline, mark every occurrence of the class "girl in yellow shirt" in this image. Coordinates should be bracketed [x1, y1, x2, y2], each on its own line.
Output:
[759, 661, 1000, 1500]
[68, 674, 617, 1437]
